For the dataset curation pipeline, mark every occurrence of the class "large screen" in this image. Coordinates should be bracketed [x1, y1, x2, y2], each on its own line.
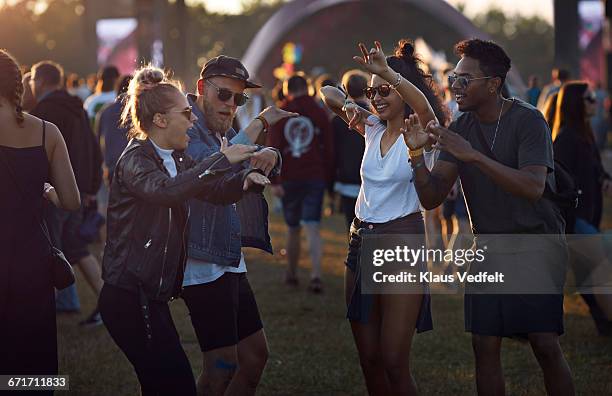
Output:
[96, 18, 138, 74]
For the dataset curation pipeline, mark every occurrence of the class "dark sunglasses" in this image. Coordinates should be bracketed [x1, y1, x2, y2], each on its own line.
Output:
[364, 84, 393, 100]
[448, 74, 494, 90]
[206, 79, 249, 106]
[167, 106, 193, 120]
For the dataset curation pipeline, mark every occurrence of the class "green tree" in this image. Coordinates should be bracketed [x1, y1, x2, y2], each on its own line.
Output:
[472, 7, 555, 84]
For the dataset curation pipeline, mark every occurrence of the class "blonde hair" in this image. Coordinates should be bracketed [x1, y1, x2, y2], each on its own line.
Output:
[121, 66, 183, 140]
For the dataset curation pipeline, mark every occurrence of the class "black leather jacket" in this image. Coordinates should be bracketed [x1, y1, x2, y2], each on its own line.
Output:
[101, 138, 253, 301]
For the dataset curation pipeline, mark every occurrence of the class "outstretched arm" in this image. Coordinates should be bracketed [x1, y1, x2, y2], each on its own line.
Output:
[237, 106, 299, 144]
[354, 41, 437, 127]
[319, 85, 373, 136]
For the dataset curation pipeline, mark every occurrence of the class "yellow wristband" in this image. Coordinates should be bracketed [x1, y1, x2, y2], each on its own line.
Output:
[409, 148, 424, 158]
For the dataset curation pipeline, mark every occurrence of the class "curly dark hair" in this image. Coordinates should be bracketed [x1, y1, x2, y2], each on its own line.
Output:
[0, 49, 25, 126]
[386, 39, 449, 125]
[454, 39, 511, 86]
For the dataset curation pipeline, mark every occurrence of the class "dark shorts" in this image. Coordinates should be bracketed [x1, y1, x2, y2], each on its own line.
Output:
[465, 293, 565, 337]
[281, 180, 326, 227]
[464, 244, 566, 337]
[345, 213, 433, 332]
[182, 272, 263, 352]
[45, 204, 89, 264]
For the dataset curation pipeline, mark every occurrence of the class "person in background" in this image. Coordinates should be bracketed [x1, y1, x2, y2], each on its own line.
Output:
[332, 69, 368, 231]
[84, 65, 119, 122]
[95, 74, 132, 184]
[537, 67, 569, 111]
[591, 81, 609, 151]
[268, 74, 334, 293]
[525, 75, 541, 107]
[66, 73, 91, 102]
[0, 49, 80, 392]
[552, 81, 612, 336]
[21, 71, 37, 112]
[314, 73, 340, 216]
[29, 60, 105, 326]
[314, 73, 338, 120]
[271, 79, 286, 107]
[542, 91, 559, 129]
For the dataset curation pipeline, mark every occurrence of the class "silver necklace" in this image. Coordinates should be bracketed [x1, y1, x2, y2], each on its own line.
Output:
[490, 99, 505, 151]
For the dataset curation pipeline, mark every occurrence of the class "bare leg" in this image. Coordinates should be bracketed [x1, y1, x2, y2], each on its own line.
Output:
[77, 254, 103, 296]
[472, 335, 504, 396]
[303, 222, 322, 279]
[528, 333, 575, 396]
[197, 346, 238, 396]
[224, 330, 269, 396]
[345, 268, 390, 395]
[379, 293, 423, 395]
[286, 226, 301, 281]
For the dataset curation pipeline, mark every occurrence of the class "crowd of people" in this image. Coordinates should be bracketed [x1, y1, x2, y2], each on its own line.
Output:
[0, 33, 611, 396]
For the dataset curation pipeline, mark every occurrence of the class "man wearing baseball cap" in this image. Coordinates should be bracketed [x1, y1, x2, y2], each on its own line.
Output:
[182, 55, 297, 396]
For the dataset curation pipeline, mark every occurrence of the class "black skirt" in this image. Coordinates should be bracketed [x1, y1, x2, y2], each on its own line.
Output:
[345, 213, 433, 332]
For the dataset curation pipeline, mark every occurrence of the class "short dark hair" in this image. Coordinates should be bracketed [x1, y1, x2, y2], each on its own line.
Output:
[341, 70, 368, 99]
[32, 60, 64, 87]
[556, 69, 570, 82]
[98, 65, 120, 92]
[285, 74, 309, 95]
[454, 39, 511, 85]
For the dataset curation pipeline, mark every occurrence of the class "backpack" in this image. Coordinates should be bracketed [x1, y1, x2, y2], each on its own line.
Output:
[541, 160, 579, 233]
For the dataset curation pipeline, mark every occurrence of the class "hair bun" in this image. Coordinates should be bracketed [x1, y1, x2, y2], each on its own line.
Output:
[135, 67, 165, 92]
[395, 39, 415, 59]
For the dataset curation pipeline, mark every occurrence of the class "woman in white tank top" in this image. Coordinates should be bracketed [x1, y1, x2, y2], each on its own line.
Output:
[320, 39, 449, 395]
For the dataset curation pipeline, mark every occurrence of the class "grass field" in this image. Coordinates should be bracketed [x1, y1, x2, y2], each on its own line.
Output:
[57, 210, 612, 395]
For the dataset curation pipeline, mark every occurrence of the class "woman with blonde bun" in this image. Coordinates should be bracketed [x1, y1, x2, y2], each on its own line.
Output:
[98, 66, 270, 395]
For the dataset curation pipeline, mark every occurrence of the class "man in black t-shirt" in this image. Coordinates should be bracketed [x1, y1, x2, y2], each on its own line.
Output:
[405, 40, 575, 395]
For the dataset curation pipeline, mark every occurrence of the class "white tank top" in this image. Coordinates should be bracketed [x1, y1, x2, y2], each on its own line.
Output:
[355, 115, 436, 223]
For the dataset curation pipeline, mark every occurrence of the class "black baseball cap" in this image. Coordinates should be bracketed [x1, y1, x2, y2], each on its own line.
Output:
[201, 55, 261, 88]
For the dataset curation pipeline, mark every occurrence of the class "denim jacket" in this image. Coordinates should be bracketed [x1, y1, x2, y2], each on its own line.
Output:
[185, 94, 280, 267]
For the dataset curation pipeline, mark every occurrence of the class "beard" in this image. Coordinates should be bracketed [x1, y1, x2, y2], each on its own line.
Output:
[202, 99, 234, 134]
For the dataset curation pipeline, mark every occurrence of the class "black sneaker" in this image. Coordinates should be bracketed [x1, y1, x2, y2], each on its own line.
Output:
[79, 311, 103, 327]
[308, 278, 323, 294]
[284, 272, 299, 287]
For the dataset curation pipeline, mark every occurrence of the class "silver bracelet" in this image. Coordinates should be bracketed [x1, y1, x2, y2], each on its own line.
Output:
[391, 72, 402, 88]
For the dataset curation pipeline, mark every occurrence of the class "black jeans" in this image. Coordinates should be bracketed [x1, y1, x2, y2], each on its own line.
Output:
[99, 284, 196, 396]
